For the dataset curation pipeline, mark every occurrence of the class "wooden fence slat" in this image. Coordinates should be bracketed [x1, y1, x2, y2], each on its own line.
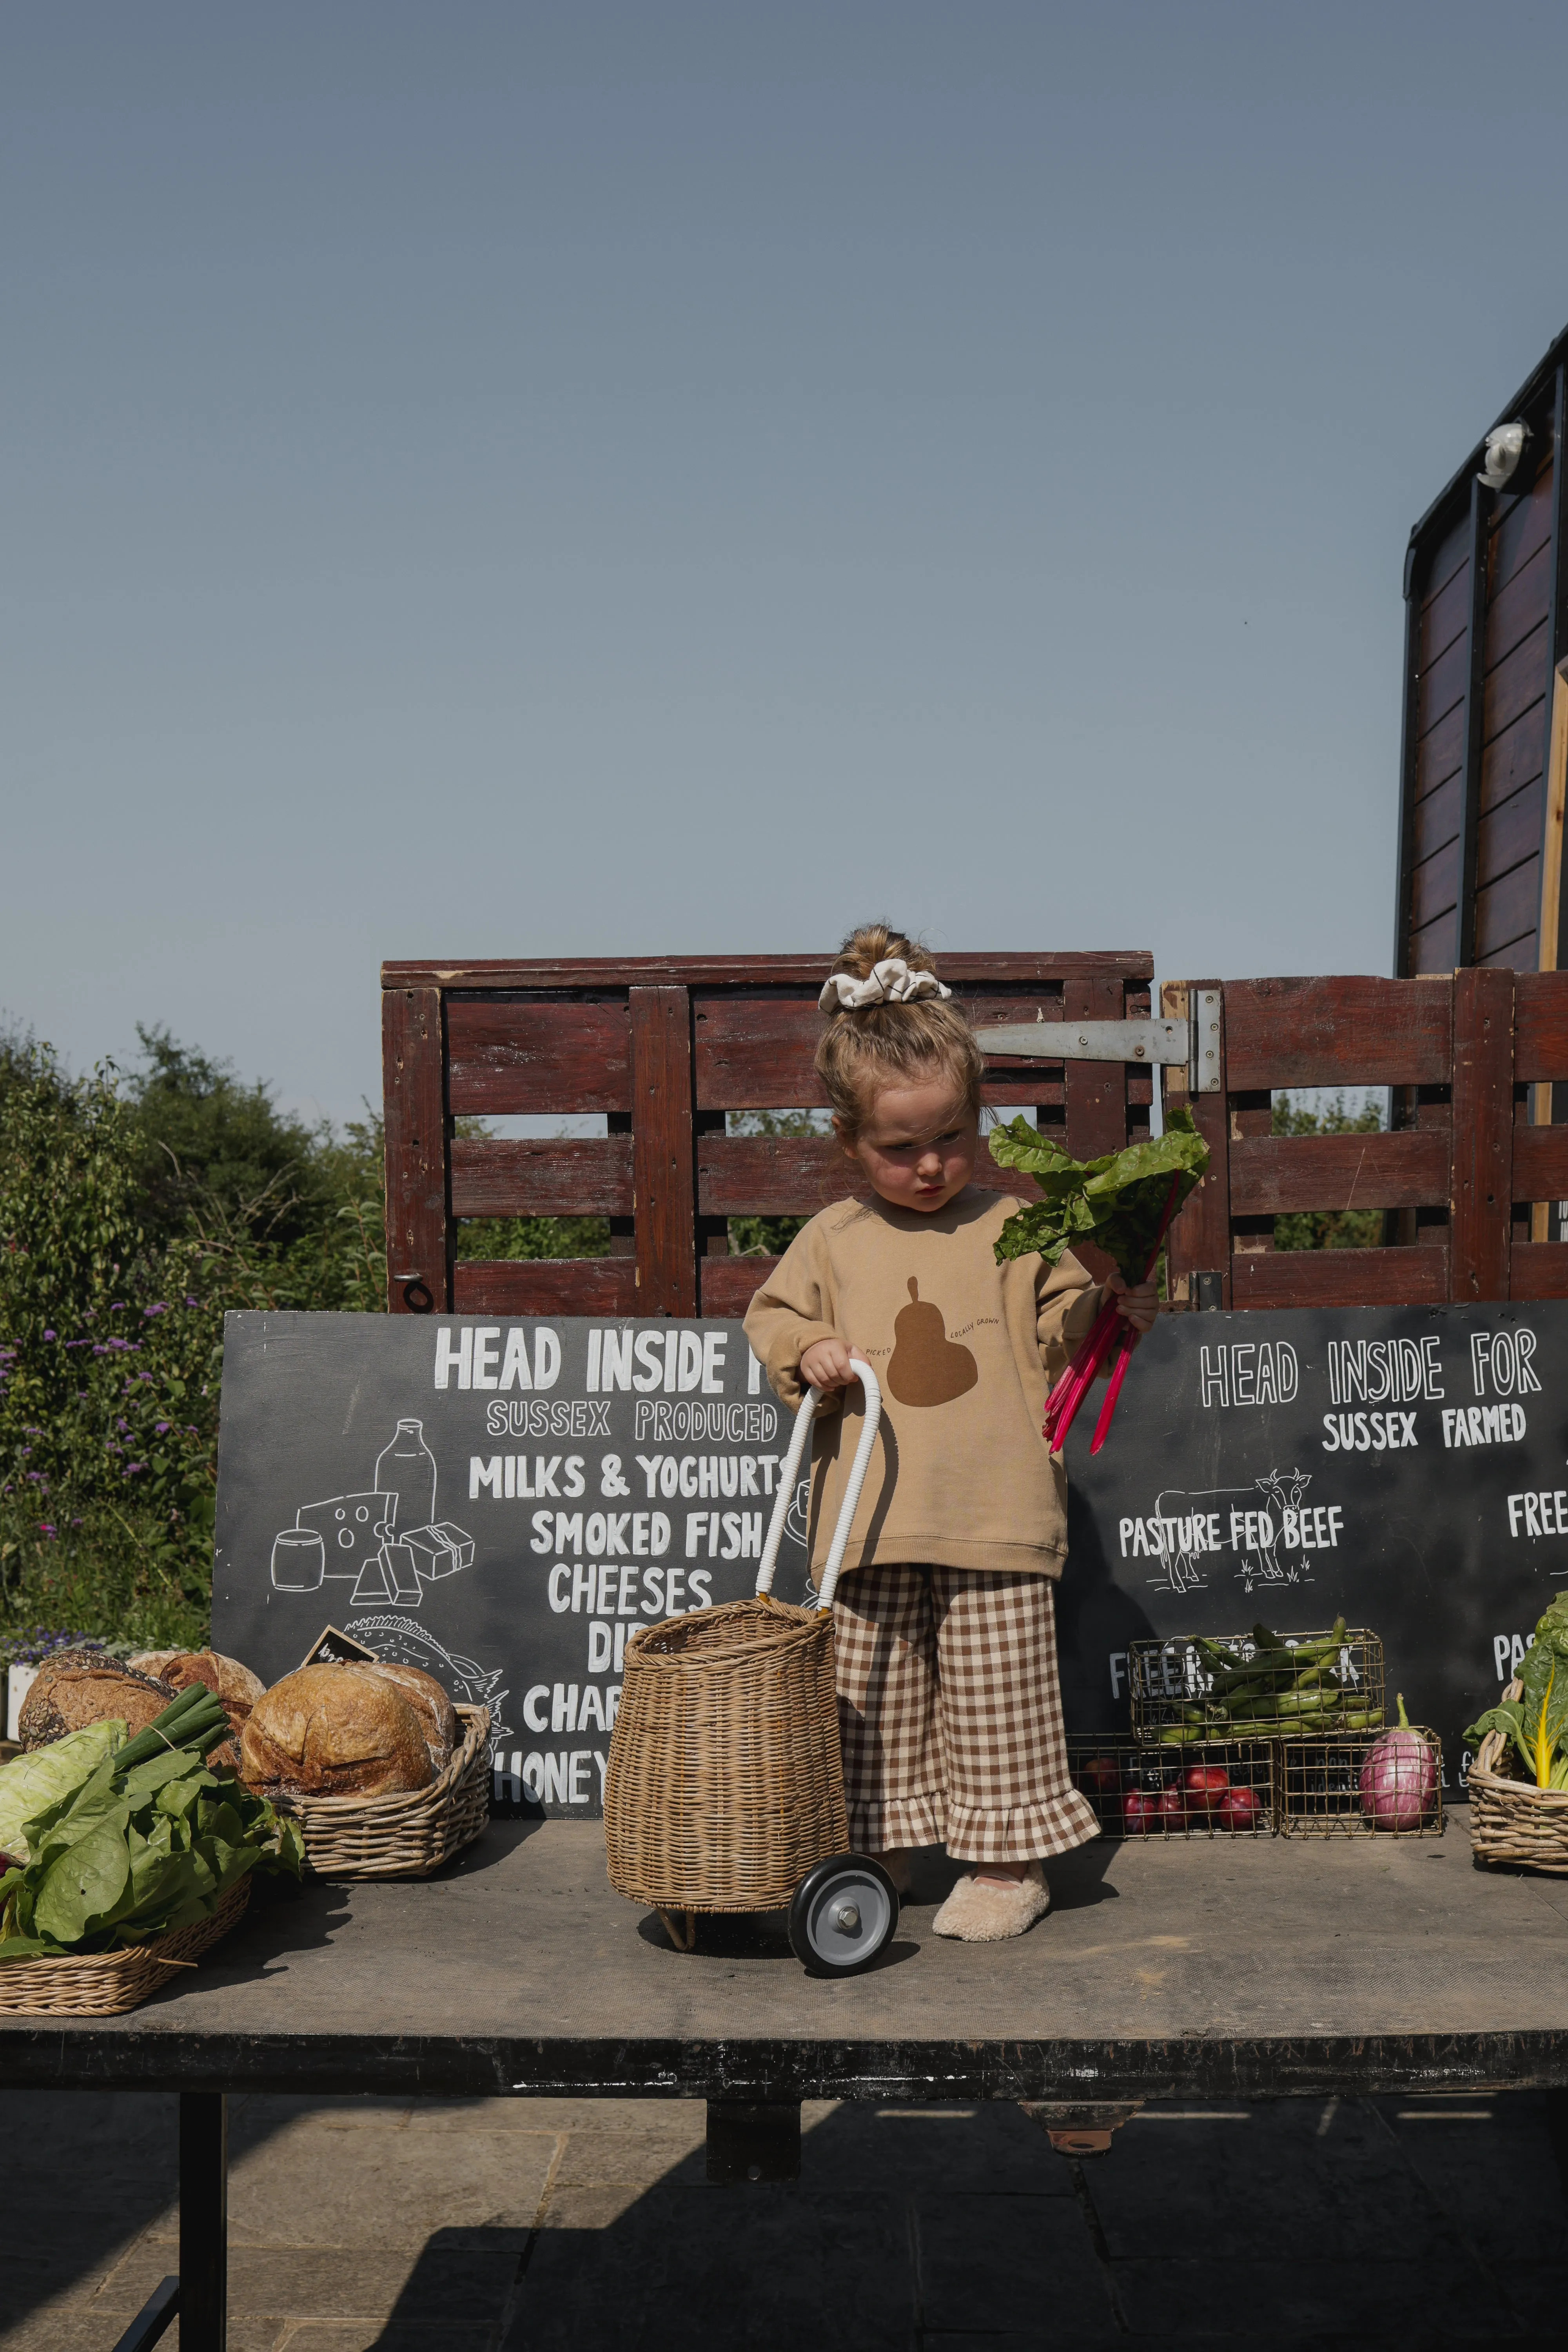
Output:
[1509, 1125, 1568, 1202]
[692, 989, 1089, 1110]
[1227, 1131, 1450, 1216]
[1163, 980, 1231, 1304]
[452, 1259, 640, 1316]
[1509, 1241, 1568, 1300]
[387, 952, 1154, 990]
[446, 999, 632, 1115]
[1224, 976, 1453, 1089]
[383, 987, 449, 1315]
[449, 1137, 634, 1220]
[695, 1133, 1029, 1217]
[700, 1255, 780, 1316]
[631, 986, 699, 1316]
[1062, 975, 1129, 1161]
[1512, 969, 1568, 1078]
[1450, 965, 1516, 1301]
[1230, 1245, 1451, 1310]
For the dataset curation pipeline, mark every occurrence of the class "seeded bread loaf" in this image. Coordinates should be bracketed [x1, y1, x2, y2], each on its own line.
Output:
[18, 1653, 174, 1749]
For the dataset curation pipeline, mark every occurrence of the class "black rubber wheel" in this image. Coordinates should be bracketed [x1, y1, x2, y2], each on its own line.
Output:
[787, 1853, 899, 1974]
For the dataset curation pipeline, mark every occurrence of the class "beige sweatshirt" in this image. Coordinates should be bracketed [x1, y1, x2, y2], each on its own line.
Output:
[743, 1186, 1105, 1579]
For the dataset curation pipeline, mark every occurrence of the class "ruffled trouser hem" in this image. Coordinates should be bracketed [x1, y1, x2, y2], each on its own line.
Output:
[848, 1786, 1100, 1864]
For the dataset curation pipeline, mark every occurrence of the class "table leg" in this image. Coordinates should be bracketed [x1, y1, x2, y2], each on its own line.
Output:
[179, 2091, 228, 2352]
[705, 2099, 801, 2182]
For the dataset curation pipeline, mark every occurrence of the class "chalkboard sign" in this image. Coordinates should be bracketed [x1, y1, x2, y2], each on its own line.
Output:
[1061, 1302, 1568, 1782]
[212, 1314, 809, 1817]
[213, 1303, 1568, 1818]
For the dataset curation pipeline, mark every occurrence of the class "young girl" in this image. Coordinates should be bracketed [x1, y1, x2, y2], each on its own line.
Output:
[744, 925, 1157, 1942]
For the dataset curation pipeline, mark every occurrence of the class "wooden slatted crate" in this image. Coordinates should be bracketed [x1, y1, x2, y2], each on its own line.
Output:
[381, 953, 1154, 1318]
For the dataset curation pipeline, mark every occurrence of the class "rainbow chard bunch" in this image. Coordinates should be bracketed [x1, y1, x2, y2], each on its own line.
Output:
[0, 1689, 301, 1958]
[990, 1106, 1210, 1454]
[1465, 1600, 1568, 1790]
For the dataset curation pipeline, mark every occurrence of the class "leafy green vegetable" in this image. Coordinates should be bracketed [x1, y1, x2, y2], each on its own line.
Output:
[1466, 1608, 1568, 1789]
[990, 1104, 1211, 1278]
[0, 1697, 302, 1959]
[0, 1720, 124, 1864]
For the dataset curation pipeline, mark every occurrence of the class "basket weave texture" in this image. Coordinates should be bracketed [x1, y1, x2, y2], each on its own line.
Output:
[0, 1876, 252, 2017]
[604, 1597, 849, 1913]
[272, 1704, 491, 1880]
[1468, 1679, 1568, 1873]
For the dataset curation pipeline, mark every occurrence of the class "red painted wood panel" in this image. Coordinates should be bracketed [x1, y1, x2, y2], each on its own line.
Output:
[1063, 974, 1130, 1161]
[1449, 966, 1515, 1301]
[1515, 973, 1568, 1079]
[695, 1133, 1029, 1217]
[1408, 909, 1460, 974]
[449, 1137, 634, 1219]
[1230, 1245, 1450, 1309]
[1227, 1131, 1448, 1216]
[1488, 457, 1554, 592]
[1480, 698, 1547, 815]
[1419, 561, 1469, 669]
[1409, 838, 1460, 934]
[1476, 785, 1545, 891]
[1410, 771, 1461, 864]
[700, 1254, 781, 1317]
[1422, 509, 1470, 605]
[1473, 855, 1540, 961]
[692, 989, 1101, 1110]
[388, 951, 1152, 990]
[1417, 632, 1470, 739]
[630, 986, 699, 1316]
[1163, 981, 1230, 1298]
[452, 1258, 640, 1315]
[1415, 700, 1465, 799]
[1510, 1242, 1568, 1300]
[1511, 1127, 1568, 1200]
[1481, 617, 1548, 748]
[382, 986, 449, 1314]
[1224, 977, 1453, 1090]
[1483, 534, 1551, 673]
[446, 998, 632, 1115]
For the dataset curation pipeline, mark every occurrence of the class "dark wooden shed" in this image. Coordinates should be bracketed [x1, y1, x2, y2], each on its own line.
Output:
[1395, 321, 1568, 980]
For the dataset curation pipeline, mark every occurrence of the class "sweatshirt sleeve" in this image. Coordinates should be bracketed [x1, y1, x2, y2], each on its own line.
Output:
[742, 1218, 842, 1412]
[1036, 1248, 1107, 1385]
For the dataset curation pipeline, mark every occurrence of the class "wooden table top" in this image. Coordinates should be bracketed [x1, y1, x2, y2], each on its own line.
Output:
[3, 1818, 1564, 2103]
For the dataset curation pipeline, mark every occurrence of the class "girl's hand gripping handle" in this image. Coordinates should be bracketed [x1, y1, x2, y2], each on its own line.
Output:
[755, 1356, 883, 1614]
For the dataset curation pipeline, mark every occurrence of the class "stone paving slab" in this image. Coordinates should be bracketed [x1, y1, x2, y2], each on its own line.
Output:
[1, 2084, 1564, 2348]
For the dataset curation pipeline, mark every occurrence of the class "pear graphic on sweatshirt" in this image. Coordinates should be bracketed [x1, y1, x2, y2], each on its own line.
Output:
[886, 1278, 979, 1407]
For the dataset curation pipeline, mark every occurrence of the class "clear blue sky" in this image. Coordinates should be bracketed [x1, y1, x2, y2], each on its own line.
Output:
[5, 4, 1568, 1125]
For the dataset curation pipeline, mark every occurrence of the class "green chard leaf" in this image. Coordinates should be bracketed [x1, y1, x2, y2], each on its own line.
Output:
[991, 1104, 1210, 1280]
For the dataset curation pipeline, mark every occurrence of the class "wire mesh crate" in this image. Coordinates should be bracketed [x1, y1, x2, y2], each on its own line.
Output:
[1067, 1737, 1276, 1838]
[1277, 1725, 1444, 1837]
[1127, 1626, 1385, 1745]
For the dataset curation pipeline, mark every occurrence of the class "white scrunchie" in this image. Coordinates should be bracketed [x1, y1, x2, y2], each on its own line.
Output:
[818, 957, 953, 1013]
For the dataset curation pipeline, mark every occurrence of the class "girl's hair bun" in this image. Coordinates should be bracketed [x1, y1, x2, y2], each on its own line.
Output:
[826, 922, 936, 988]
[816, 922, 982, 1139]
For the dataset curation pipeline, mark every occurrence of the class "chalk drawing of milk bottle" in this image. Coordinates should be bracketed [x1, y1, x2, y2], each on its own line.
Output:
[374, 1418, 438, 1534]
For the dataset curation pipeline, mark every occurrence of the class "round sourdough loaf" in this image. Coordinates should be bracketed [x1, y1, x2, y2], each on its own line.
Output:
[363, 1662, 457, 1773]
[240, 1663, 434, 1799]
[130, 1649, 267, 1771]
[19, 1652, 174, 1748]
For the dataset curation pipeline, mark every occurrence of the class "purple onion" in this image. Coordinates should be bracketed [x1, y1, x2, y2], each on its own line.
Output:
[1359, 1695, 1436, 1829]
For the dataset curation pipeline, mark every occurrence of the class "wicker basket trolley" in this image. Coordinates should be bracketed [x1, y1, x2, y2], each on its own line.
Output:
[604, 1356, 899, 1973]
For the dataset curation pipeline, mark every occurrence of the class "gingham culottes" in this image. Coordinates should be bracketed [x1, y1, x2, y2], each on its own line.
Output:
[831, 1566, 1100, 1863]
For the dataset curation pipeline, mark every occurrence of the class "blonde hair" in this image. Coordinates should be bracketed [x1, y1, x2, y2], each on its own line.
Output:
[815, 923, 984, 1139]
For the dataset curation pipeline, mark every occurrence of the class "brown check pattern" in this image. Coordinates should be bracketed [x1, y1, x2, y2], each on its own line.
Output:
[831, 1565, 1100, 1862]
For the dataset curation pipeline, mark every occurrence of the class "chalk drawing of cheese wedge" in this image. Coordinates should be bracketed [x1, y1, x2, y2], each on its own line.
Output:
[284, 1492, 396, 1592]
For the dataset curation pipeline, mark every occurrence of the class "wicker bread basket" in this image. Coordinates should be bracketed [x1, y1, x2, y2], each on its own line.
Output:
[1468, 1677, 1568, 1873]
[270, 1703, 491, 1879]
[604, 1360, 884, 1921]
[0, 1876, 252, 2018]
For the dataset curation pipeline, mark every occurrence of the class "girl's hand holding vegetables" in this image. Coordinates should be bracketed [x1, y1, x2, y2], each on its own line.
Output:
[1105, 1270, 1158, 1340]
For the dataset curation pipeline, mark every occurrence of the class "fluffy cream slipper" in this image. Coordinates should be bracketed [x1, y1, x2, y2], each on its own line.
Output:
[931, 1861, 1050, 1943]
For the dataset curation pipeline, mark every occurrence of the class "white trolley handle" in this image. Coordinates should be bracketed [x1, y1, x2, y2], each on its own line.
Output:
[754, 1356, 883, 1615]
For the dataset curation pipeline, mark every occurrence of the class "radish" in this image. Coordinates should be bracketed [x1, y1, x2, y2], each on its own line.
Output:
[1181, 1764, 1230, 1813]
[1122, 1788, 1161, 1834]
[1359, 1695, 1436, 1829]
[1216, 1785, 1265, 1833]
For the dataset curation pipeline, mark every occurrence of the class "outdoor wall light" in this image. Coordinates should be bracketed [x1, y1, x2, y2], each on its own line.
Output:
[1478, 419, 1530, 491]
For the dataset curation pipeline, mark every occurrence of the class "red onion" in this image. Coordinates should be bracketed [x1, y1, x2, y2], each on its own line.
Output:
[1216, 1785, 1264, 1832]
[1182, 1764, 1230, 1813]
[1359, 1695, 1436, 1829]
[1122, 1789, 1161, 1834]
